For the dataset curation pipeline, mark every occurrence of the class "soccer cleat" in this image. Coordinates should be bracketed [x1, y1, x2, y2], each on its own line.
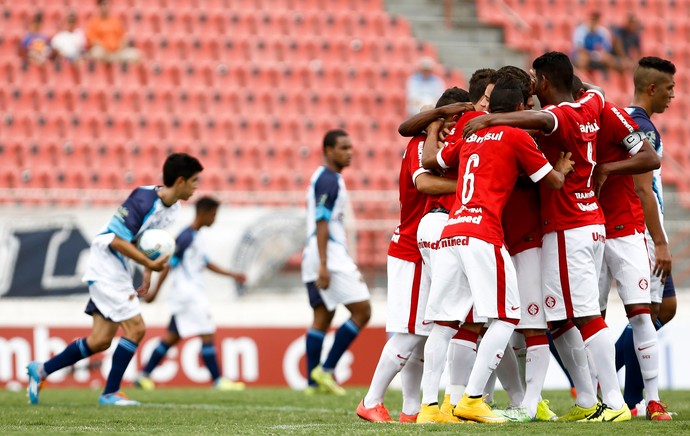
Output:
[556, 402, 602, 422]
[134, 375, 155, 391]
[26, 361, 44, 405]
[399, 412, 418, 423]
[578, 403, 631, 422]
[98, 391, 141, 406]
[535, 399, 558, 421]
[454, 394, 507, 423]
[310, 366, 345, 396]
[356, 399, 393, 422]
[416, 404, 460, 423]
[304, 385, 324, 395]
[646, 400, 672, 421]
[495, 406, 532, 422]
[440, 394, 455, 416]
[214, 378, 246, 391]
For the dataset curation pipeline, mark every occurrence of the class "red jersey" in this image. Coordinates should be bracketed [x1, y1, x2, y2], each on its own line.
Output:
[502, 177, 542, 256]
[440, 125, 553, 246]
[538, 90, 605, 233]
[388, 134, 429, 262]
[596, 102, 646, 238]
[426, 111, 486, 213]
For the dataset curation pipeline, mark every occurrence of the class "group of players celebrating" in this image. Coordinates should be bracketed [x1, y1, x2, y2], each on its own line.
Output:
[356, 51, 676, 424]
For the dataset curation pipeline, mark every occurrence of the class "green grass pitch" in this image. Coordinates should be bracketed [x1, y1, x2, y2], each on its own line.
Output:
[1, 387, 688, 434]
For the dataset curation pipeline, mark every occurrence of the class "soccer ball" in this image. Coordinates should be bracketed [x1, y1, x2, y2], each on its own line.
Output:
[137, 229, 176, 260]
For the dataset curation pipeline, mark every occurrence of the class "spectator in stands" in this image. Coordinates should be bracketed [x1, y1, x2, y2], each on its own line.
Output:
[406, 57, 446, 116]
[612, 13, 642, 71]
[572, 12, 618, 76]
[19, 12, 52, 66]
[87, 0, 140, 64]
[51, 12, 87, 62]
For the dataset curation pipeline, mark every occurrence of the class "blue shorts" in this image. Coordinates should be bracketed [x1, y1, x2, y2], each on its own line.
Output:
[306, 282, 325, 309]
[663, 274, 676, 299]
[167, 316, 180, 335]
[84, 298, 115, 321]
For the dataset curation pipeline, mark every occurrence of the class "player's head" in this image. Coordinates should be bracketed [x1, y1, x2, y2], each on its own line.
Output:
[435, 87, 471, 108]
[195, 196, 220, 227]
[323, 129, 352, 172]
[496, 66, 535, 109]
[532, 51, 574, 104]
[469, 68, 497, 111]
[488, 77, 525, 113]
[571, 75, 586, 100]
[162, 153, 203, 200]
[30, 11, 43, 31]
[97, 0, 110, 16]
[634, 56, 676, 114]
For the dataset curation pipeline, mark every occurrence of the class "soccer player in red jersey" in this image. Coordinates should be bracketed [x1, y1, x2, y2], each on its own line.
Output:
[463, 52, 631, 422]
[357, 88, 470, 423]
[425, 77, 573, 423]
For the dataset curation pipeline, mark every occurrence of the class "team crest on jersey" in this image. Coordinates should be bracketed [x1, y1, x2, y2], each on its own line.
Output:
[645, 130, 657, 144]
[545, 295, 556, 308]
[114, 206, 129, 223]
[527, 303, 540, 316]
[638, 278, 649, 290]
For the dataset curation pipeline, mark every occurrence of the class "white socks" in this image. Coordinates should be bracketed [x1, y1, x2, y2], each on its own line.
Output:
[421, 323, 456, 405]
[580, 317, 625, 410]
[629, 311, 660, 403]
[522, 335, 550, 419]
[446, 328, 478, 404]
[401, 341, 425, 415]
[465, 320, 515, 397]
[551, 322, 598, 408]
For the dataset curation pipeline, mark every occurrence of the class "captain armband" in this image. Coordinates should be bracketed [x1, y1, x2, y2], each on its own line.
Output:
[622, 130, 646, 156]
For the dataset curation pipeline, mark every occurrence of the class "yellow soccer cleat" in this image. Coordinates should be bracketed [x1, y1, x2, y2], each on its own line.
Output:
[304, 385, 324, 396]
[440, 394, 456, 417]
[416, 404, 460, 423]
[579, 403, 631, 422]
[557, 402, 603, 422]
[535, 399, 558, 421]
[310, 365, 345, 396]
[134, 375, 155, 391]
[214, 378, 246, 391]
[454, 394, 507, 423]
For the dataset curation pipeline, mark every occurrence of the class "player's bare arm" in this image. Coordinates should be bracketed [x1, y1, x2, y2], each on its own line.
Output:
[110, 235, 170, 272]
[462, 110, 555, 139]
[144, 264, 169, 303]
[633, 171, 672, 280]
[315, 220, 330, 290]
[207, 262, 247, 284]
[593, 139, 660, 196]
[541, 151, 575, 190]
[581, 81, 606, 98]
[398, 102, 474, 137]
[415, 173, 457, 195]
[137, 268, 153, 298]
[421, 119, 445, 169]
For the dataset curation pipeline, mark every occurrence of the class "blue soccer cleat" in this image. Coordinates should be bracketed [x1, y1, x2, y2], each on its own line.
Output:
[26, 361, 44, 405]
[98, 391, 141, 406]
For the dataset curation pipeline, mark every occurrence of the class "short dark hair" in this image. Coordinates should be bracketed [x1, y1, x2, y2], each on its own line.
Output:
[196, 196, 220, 212]
[571, 74, 585, 97]
[435, 87, 471, 107]
[489, 77, 524, 113]
[532, 51, 574, 93]
[468, 68, 497, 104]
[162, 153, 203, 187]
[323, 129, 348, 151]
[638, 56, 676, 75]
[496, 66, 532, 105]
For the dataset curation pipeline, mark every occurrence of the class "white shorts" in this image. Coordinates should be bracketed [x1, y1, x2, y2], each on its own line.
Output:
[308, 269, 370, 312]
[645, 230, 664, 304]
[386, 256, 431, 335]
[541, 224, 605, 321]
[513, 247, 547, 329]
[171, 297, 216, 338]
[599, 231, 652, 310]
[425, 236, 520, 323]
[416, 211, 448, 324]
[88, 280, 140, 323]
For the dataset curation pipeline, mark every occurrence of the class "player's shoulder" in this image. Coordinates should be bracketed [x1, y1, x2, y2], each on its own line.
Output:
[176, 227, 196, 244]
[602, 102, 638, 131]
[124, 185, 160, 207]
[626, 106, 655, 130]
[313, 166, 340, 188]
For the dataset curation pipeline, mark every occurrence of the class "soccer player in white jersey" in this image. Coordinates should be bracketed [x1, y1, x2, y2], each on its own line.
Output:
[26, 153, 203, 406]
[357, 88, 470, 423]
[302, 130, 371, 395]
[135, 196, 247, 391]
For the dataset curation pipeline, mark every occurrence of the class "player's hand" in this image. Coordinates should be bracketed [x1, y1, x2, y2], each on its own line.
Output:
[462, 114, 491, 139]
[233, 273, 247, 284]
[554, 151, 575, 176]
[315, 264, 330, 290]
[136, 281, 151, 298]
[592, 163, 609, 197]
[653, 242, 672, 282]
[148, 255, 170, 272]
[439, 102, 474, 117]
[427, 118, 444, 134]
[439, 126, 451, 142]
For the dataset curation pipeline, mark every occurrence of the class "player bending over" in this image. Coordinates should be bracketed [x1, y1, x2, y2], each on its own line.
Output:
[136, 196, 247, 391]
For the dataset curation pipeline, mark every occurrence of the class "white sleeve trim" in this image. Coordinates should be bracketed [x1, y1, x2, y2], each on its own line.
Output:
[436, 150, 449, 169]
[541, 110, 559, 136]
[586, 89, 605, 106]
[529, 162, 554, 182]
[412, 168, 431, 186]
